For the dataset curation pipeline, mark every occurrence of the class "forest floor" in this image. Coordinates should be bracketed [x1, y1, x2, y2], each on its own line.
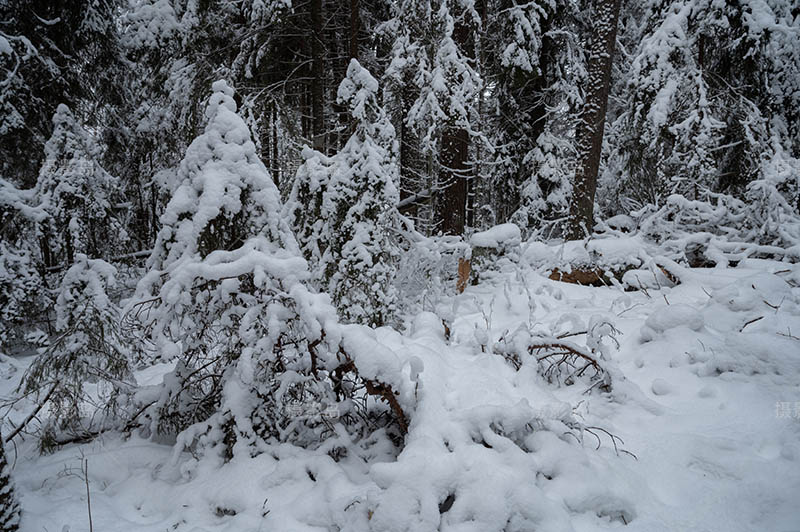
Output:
[4, 256, 800, 532]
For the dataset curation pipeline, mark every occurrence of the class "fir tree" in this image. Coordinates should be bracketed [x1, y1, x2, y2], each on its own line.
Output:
[606, 0, 800, 209]
[0, 178, 50, 351]
[0, 0, 127, 186]
[482, 0, 585, 234]
[324, 59, 401, 326]
[285, 146, 335, 275]
[22, 255, 132, 449]
[133, 80, 347, 457]
[383, 0, 481, 234]
[35, 105, 127, 267]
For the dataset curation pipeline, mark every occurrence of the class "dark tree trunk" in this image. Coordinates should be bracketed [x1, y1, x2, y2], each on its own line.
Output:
[439, 126, 470, 235]
[566, 0, 622, 240]
[437, 11, 474, 236]
[349, 0, 360, 61]
[271, 105, 279, 186]
[310, 0, 325, 151]
[398, 83, 414, 211]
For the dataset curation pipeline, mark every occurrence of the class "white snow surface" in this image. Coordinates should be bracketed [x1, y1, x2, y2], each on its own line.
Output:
[4, 257, 800, 531]
[470, 223, 522, 249]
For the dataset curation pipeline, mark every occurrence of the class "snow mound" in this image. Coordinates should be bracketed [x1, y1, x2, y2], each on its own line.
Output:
[603, 214, 636, 232]
[680, 270, 800, 379]
[586, 235, 646, 270]
[710, 272, 795, 312]
[470, 223, 521, 250]
[358, 325, 639, 531]
[651, 378, 672, 396]
[641, 304, 704, 341]
[622, 266, 677, 290]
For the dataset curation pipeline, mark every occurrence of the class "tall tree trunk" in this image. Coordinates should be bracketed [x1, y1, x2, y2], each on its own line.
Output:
[439, 127, 470, 235]
[310, 0, 325, 151]
[398, 80, 414, 212]
[566, 0, 621, 240]
[438, 11, 474, 236]
[349, 0, 360, 61]
[271, 104, 279, 186]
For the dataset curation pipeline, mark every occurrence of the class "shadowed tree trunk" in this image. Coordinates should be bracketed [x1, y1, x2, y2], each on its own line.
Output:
[438, 8, 475, 236]
[439, 126, 470, 235]
[310, 0, 325, 151]
[566, 0, 622, 240]
[349, 0, 360, 61]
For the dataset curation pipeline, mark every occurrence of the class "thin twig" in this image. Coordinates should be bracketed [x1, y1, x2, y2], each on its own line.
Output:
[84, 458, 93, 532]
[739, 316, 763, 332]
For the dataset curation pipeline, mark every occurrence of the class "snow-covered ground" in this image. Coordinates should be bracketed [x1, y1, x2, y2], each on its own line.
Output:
[4, 257, 800, 531]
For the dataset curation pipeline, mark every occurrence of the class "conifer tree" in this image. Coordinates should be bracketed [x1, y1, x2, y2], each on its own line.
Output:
[23, 255, 132, 448]
[480, 0, 585, 233]
[383, 0, 481, 234]
[606, 0, 800, 210]
[284, 147, 334, 270]
[324, 59, 401, 326]
[0, 178, 50, 351]
[35, 105, 126, 267]
[0, 0, 127, 186]
[133, 80, 345, 456]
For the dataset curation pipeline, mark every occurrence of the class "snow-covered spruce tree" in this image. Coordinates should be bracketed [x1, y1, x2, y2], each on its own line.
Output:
[132, 80, 390, 459]
[287, 61, 402, 326]
[0, 243, 49, 351]
[0, 178, 51, 352]
[285, 146, 335, 274]
[22, 254, 133, 450]
[0, 431, 21, 532]
[323, 59, 402, 327]
[382, 0, 481, 234]
[608, 0, 800, 208]
[119, 0, 209, 241]
[743, 141, 800, 250]
[35, 105, 127, 267]
[483, 0, 584, 233]
[0, 0, 126, 186]
[380, 0, 432, 229]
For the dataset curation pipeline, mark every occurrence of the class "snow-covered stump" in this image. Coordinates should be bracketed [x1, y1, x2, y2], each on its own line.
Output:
[468, 223, 522, 284]
[527, 240, 612, 286]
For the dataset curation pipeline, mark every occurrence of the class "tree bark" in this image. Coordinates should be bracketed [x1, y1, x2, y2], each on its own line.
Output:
[438, 10, 474, 236]
[310, 0, 325, 151]
[439, 126, 470, 235]
[566, 0, 622, 240]
[349, 0, 360, 61]
[271, 104, 279, 186]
